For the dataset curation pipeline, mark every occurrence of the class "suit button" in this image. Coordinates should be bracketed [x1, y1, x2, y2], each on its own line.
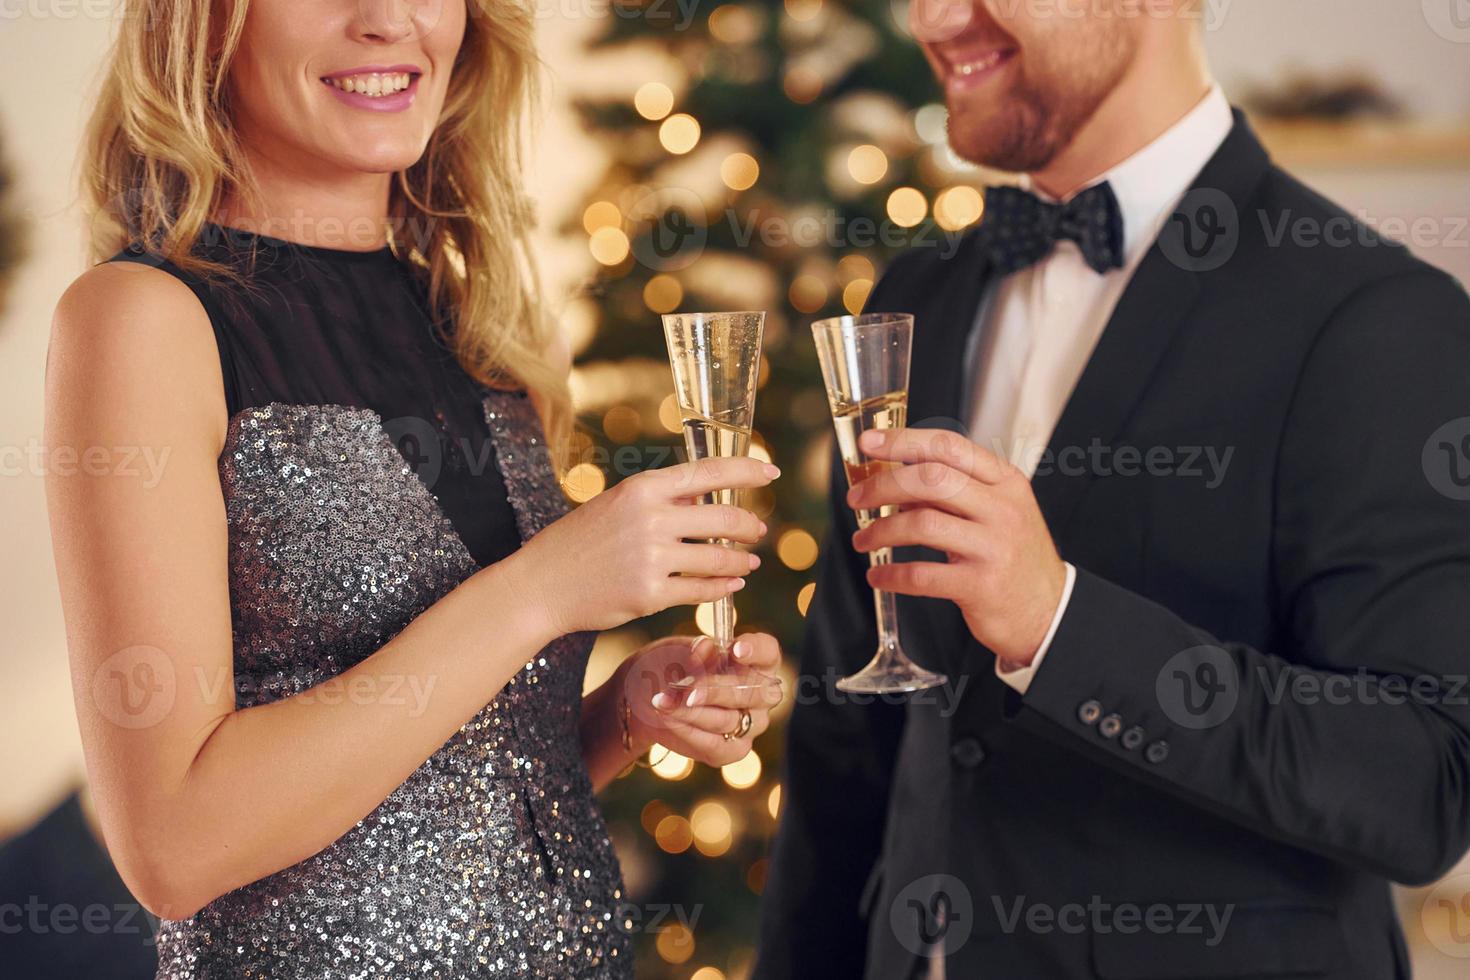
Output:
[1145, 740, 1170, 764]
[1098, 714, 1123, 739]
[950, 737, 987, 769]
[1121, 726, 1146, 750]
[1077, 700, 1103, 725]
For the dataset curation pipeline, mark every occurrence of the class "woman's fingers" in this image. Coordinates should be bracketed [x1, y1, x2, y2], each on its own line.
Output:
[730, 632, 782, 670]
[661, 456, 780, 501]
[679, 672, 783, 710]
[671, 542, 760, 578]
[670, 505, 767, 545]
[660, 575, 745, 608]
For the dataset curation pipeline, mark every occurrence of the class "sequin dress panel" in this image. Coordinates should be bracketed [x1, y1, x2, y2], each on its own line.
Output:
[150, 393, 631, 979]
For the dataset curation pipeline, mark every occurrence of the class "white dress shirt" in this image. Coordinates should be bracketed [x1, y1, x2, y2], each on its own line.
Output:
[962, 85, 1234, 695]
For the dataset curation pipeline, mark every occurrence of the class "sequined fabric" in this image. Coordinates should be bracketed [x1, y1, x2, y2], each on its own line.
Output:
[153, 391, 630, 979]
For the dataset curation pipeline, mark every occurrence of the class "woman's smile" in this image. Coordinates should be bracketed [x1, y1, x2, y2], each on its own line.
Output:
[320, 65, 423, 113]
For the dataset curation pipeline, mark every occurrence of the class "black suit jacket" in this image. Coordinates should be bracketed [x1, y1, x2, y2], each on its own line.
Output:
[757, 111, 1470, 979]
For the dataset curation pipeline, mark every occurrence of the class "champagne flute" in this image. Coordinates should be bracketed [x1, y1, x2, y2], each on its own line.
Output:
[661, 311, 781, 694]
[811, 313, 949, 694]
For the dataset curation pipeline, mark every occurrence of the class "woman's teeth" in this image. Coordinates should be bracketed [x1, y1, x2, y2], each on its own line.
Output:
[325, 73, 413, 97]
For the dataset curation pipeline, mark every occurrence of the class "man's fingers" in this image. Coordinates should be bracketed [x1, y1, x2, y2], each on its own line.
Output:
[867, 560, 969, 601]
[853, 507, 983, 557]
[848, 461, 988, 518]
[858, 427, 1011, 484]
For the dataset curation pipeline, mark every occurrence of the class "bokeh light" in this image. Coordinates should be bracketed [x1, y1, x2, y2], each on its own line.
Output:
[562, 462, 606, 502]
[847, 144, 889, 184]
[720, 152, 761, 191]
[796, 581, 816, 615]
[721, 751, 762, 789]
[582, 200, 621, 234]
[935, 185, 984, 230]
[788, 274, 828, 313]
[643, 273, 684, 313]
[843, 279, 874, 314]
[886, 187, 928, 228]
[653, 748, 694, 780]
[634, 82, 674, 121]
[589, 226, 630, 265]
[776, 528, 819, 570]
[659, 114, 702, 154]
[655, 814, 694, 853]
[656, 923, 696, 964]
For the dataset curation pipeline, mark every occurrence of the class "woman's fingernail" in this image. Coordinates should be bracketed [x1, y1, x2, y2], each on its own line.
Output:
[859, 430, 882, 451]
[732, 639, 750, 660]
[730, 577, 746, 591]
[748, 553, 761, 570]
[757, 520, 768, 536]
[686, 688, 703, 707]
[652, 692, 674, 710]
[763, 463, 782, 479]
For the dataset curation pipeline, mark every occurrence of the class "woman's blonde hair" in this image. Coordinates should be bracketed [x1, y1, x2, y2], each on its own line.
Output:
[81, 0, 572, 471]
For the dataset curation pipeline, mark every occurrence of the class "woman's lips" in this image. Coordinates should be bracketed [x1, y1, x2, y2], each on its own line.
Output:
[320, 69, 422, 113]
[944, 48, 1016, 94]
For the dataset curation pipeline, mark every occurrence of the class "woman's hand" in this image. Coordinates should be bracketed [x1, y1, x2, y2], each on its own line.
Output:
[618, 633, 785, 767]
[507, 457, 779, 638]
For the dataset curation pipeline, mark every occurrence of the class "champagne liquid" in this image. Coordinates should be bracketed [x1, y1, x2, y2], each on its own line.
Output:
[681, 412, 751, 510]
[832, 392, 908, 556]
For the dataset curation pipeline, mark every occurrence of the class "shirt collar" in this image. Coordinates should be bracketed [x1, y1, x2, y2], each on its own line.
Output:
[1022, 84, 1234, 264]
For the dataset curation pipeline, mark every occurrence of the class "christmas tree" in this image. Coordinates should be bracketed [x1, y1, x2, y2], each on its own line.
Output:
[563, 2, 993, 975]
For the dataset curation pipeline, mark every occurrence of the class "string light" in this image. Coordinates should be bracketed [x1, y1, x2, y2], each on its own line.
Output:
[709, 4, 762, 44]
[777, 528, 819, 570]
[843, 279, 874, 314]
[562, 462, 606, 502]
[847, 144, 888, 184]
[722, 752, 762, 789]
[582, 200, 621, 234]
[691, 800, 734, 856]
[783, 67, 822, 104]
[658, 393, 683, 433]
[887, 187, 928, 228]
[935, 186, 985, 230]
[659, 114, 702, 155]
[602, 405, 641, 443]
[643, 273, 684, 313]
[837, 254, 875, 285]
[797, 581, 817, 615]
[788, 274, 828, 313]
[720, 152, 761, 191]
[653, 748, 694, 780]
[588, 226, 630, 265]
[656, 923, 695, 964]
[785, 0, 822, 21]
[634, 82, 674, 121]
[654, 814, 693, 853]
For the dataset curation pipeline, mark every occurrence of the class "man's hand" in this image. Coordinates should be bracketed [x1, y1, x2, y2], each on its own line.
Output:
[848, 428, 1067, 666]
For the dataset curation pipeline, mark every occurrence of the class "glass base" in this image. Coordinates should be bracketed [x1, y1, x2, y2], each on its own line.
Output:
[666, 660, 782, 695]
[837, 649, 948, 694]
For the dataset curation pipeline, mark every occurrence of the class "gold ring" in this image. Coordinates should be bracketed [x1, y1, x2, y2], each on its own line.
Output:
[724, 708, 753, 741]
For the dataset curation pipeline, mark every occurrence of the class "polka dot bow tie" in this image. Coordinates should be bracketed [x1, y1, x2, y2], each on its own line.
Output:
[978, 181, 1125, 276]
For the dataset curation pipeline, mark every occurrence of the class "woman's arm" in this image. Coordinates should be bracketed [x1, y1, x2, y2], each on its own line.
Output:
[47, 263, 563, 919]
[47, 263, 775, 920]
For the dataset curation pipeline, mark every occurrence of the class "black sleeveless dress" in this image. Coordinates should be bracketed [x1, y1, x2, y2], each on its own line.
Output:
[109, 226, 631, 979]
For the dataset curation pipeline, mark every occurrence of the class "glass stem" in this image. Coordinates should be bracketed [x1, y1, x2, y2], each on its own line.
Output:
[712, 591, 735, 655]
[870, 546, 901, 656]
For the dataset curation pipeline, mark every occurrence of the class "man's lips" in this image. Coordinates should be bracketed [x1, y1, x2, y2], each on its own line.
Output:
[939, 47, 1017, 93]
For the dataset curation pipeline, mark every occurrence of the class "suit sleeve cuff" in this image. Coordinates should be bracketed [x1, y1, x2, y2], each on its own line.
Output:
[995, 562, 1076, 695]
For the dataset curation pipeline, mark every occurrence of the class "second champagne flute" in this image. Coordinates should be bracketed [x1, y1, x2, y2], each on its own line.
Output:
[812, 312, 948, 694]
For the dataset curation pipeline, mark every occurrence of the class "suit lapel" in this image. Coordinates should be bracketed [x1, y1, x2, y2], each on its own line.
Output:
[1032, 111, 1272, 541]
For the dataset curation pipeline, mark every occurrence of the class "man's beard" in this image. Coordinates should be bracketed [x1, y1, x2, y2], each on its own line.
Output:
[946, 39, 1133, 174]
